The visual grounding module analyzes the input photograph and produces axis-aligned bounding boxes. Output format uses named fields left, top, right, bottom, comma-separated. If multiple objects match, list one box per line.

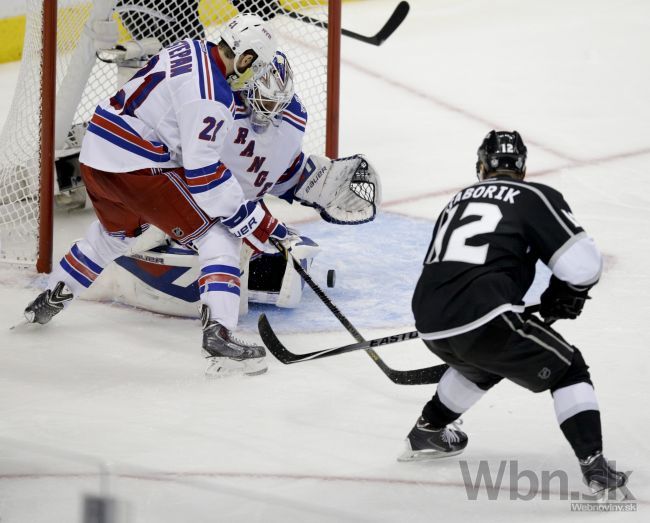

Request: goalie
left=25, top=48, right=381, bottom=379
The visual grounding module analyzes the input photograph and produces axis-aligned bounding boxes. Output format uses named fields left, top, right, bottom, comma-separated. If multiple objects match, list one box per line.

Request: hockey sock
left=422, top=368, right=487, bottom=429
left=198, top=263, right=241, bottom=331
left=552, top=382, right=602, bottom=460
left=549, top=348, right=602, bottom=460
left=422, top=394, right=461, bottom=430
left=194, top=229, right=242, bottom=331
left=558, top=409, right=603, bottom=461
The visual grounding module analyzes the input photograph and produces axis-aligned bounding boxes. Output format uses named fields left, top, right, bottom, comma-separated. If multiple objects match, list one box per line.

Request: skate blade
left=397, top=441, right=465, bottom=462
left=9, top=320, right=29, bottom=331
left=9, top=316, right=38, bottom=331
left=205, top=357, right=268, bottom=379
left=397, top=449, right=464, bottom=462
left=586, top=482, right=629, bottom=502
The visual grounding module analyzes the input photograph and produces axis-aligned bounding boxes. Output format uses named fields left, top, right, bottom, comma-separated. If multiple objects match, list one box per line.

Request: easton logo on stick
left=370, top=332, right=419, bottom=347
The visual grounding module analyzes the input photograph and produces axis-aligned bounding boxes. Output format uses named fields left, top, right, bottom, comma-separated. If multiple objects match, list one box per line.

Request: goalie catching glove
left=223, top=200, right=289, bottom=253
left=294, top=154, right=381, bottom=225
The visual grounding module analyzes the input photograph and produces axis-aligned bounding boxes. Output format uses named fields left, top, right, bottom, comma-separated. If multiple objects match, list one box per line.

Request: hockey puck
left=327, top=269, right=336, bottom=288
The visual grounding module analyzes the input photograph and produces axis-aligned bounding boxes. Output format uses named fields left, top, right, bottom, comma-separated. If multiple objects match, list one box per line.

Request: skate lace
left=224, top=330, right=259, bottom=349
left=441, top=420, right=463, bottom=444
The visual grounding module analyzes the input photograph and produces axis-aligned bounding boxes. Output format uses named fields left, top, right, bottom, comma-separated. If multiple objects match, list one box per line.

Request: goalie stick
left=281, top=1, right=410, bottom=47
left=262, top=239, right=449, bottom=385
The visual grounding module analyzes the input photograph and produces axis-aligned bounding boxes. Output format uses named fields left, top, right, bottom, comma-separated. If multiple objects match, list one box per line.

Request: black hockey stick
left=281, top=1, right=410, bottom=46
left=261, top=239, right=449, bottom=385
left=259, top=317, right=419, bottom=363
left=258, top=314, right=448, bottom=384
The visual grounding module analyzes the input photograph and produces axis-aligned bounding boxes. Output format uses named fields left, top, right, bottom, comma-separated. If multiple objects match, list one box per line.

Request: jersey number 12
left=425, top=202, right=503, bottom=265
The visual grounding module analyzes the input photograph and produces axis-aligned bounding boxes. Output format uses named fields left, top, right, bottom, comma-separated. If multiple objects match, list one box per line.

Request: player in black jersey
left=402, top=130, right=627, bottom=498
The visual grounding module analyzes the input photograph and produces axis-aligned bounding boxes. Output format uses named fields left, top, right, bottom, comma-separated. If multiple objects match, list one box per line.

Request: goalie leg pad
left=99, top=242, right=201, bottom=318
left=98, top=230, right=318, bottom=316
left=95, top=228, right=240, bottom=320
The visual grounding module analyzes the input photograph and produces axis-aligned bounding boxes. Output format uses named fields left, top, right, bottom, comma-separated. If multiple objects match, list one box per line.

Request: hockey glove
left=223, top=200, right=288, bottom=253
left=294, top=154, right=382, bottom=225
left=540, top=276, right=591, bottom=323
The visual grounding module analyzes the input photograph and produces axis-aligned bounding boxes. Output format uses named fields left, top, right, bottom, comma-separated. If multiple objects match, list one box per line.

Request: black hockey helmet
left=476, top=130, right=527, bottom=179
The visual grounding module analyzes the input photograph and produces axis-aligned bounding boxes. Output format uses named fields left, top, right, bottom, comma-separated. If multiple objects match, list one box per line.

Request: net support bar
left=37, top=0, right=58, bottom=273
left=326, top=0, right=341, bottom=158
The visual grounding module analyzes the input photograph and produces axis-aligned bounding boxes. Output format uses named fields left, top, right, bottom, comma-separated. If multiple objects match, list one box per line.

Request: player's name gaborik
left=369, top=331, right=419, bottom=347
left=446, top=183, right=521, bottom=210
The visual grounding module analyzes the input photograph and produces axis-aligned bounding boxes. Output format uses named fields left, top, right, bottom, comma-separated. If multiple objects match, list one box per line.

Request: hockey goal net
left=0, top=0, right=340, bottom=272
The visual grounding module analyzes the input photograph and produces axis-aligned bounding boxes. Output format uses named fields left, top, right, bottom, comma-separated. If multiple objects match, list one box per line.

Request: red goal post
left=0, top=0, right=341, bottom=273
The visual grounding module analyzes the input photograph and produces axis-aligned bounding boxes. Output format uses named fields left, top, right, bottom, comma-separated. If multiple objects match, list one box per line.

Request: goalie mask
left=220, top=14, right=277, bottom=90
left=476, top=130, right=527, bottom=180
left=244, top=51, right=295, bottom=133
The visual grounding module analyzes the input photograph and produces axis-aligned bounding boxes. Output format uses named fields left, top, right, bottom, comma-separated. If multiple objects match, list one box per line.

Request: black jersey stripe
left=481, top=179, right=575, bottom=237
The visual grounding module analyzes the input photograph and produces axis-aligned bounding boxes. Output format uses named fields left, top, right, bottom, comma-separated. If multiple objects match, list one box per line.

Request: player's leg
left=522, top=316, right=628, bottom=497
left=24, top=166, right=143, bottom=324
left=470, top=312, right=627, bottom=496
left=24, top=221, right=141, bottom=323
left=128, top=168, right=267, bottom=377
left=548, top=348, right=627, bottom=497
left=192, top=226, right=267, bottom=378
left=398, top=336, right=503, bottom=462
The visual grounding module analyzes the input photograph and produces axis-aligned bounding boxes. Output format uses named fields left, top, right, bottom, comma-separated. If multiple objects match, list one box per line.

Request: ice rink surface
left=1, top=0, right=649, bottom=521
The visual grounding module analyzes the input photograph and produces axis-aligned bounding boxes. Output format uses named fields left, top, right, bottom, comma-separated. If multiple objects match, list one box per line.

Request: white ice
left=1, top=0, right=649, bottom=521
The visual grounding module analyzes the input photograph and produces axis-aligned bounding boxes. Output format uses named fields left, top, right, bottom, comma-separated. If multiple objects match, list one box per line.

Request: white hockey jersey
left=79, top=39, right=245, bottom=219
left=223, top=92, right=308, bottom=202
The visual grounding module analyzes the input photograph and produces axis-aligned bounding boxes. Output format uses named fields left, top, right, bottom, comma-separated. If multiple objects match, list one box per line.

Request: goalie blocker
left=86, top=233, right=320, bottom=318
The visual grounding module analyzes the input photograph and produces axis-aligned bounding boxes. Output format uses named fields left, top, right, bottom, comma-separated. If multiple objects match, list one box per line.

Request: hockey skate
left=580, top=452, right=628, bottom=499
left=398, top=416, right=468, bottom=462
left=24, top=282, right=73, bottom=325
left=201, top=305, right=267, bottom=378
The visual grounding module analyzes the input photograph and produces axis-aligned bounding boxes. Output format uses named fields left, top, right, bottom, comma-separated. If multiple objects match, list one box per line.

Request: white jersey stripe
left=500, top=313, right=572, bottom=365
left=418, top=302, right=527, bottom=340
